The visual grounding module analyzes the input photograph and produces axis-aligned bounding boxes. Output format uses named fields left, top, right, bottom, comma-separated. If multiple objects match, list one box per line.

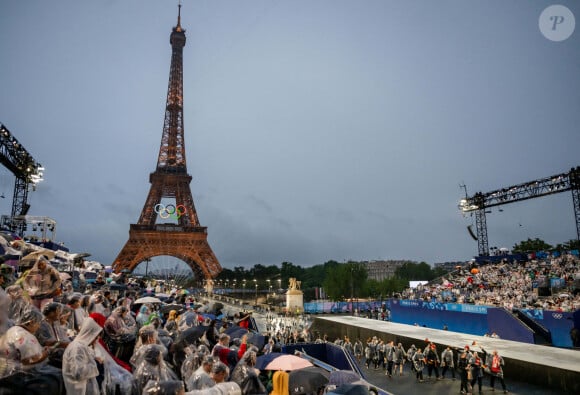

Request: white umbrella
left=134, top=296, right=162, bottom=304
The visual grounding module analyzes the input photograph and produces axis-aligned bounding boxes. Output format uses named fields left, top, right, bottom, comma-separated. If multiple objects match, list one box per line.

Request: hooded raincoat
left=62, top=317, right=102, bottom=395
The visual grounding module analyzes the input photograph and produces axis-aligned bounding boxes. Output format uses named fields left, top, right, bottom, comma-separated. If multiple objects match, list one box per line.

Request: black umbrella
left=175, top=325, right=207, bottom=346
left=161, top=304, right=186, bottom=315
left=225, top=325, right=248, bottom=339
left=288, top=366, right=330, bottom=395
left=327, top=384, right=369, bottom=395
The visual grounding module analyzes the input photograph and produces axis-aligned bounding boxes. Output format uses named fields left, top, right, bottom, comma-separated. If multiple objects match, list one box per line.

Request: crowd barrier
left=304, top=299, right=576, bottom=348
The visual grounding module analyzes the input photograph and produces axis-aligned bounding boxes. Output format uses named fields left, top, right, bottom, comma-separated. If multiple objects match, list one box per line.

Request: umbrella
left=134, top=296, right=162, bottom=304
left=327, top=384, right=369, bottom=395
left=225, top=326, right=266, bottom=349
left=175, top=326, right=207, bottom=346
left=265, top=354, right=313, bottom=371
left=21, top=249, right=56, bottom=263
left=225, top=326, right=248, bottom=339
left=288, top=366, right=330, bottom=394
left=161, top=304, right=186, bottom=315
left=256, top=352, right=287, bottom=370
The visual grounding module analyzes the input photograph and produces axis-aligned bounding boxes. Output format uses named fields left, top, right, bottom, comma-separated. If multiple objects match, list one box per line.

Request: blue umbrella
left=225, top=326, right=266, bottom=349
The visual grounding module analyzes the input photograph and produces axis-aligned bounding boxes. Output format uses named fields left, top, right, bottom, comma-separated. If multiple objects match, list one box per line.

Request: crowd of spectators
left=0, top=255, right=293, bottom=395
left=401, top=253, right=580, bottom=312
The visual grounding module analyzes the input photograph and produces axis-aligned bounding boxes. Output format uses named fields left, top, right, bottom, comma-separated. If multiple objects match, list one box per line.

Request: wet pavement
left=361, top=362, right=565, bottom=395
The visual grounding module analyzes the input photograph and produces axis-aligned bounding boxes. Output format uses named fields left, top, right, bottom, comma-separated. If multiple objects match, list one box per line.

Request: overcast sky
left=0, top=1, right=578, bottom=273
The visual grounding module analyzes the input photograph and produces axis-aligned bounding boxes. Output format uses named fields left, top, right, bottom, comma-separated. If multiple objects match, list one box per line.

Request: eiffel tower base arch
left=112, top=224, right=221, bottom=279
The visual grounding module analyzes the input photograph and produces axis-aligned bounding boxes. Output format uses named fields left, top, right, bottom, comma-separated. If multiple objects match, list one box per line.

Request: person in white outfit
left=61, top=317, right=103, bottom=395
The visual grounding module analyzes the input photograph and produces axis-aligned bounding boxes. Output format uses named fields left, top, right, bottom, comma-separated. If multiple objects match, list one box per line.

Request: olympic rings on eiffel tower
left=154, top=203, right=187, bottom=219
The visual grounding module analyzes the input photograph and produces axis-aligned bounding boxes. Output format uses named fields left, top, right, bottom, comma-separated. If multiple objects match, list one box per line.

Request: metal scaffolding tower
left=459, top=167, right=580, bottom=256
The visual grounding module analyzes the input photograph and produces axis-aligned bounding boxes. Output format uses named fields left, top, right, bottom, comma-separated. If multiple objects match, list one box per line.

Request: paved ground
left=361, top=363, right=565, bottom=395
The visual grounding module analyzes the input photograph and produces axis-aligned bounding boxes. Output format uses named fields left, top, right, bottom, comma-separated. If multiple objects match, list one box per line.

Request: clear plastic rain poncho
left=181, top=344, right=210, bottom=384
left=0, top=286, right=11, bottom=334
left=185, top=381, right=242, bottom=395
left=0, top=308, right=45, bottom=376
left=131, top=325, right=168, bottom=368
left=143, top=379, right=185, bottom=395
left=229, top=350, right=266, bottom=395
left=133, top=344, right=179, bottom=393
left=61, top=317, right=103, bottom=395
left=5, top=284, right=28, bottom=325
left=185, top=356, right=216, bottom=391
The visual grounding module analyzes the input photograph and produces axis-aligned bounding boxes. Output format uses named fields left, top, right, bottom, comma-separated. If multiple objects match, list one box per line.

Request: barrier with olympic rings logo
left=155, top=203, right=187, bottom=219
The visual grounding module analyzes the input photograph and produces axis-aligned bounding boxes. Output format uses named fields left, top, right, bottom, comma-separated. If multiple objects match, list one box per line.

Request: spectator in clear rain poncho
left=61, top=317, right=103, bottom=395
left=22, top=256, right=61, bottom=310
left=229, top=349, right=266, bottom=395
left=104, top=306, right=137, bottom=364
left=178, top=307, right=198, bottom=332
left=5, top=285, right=28, bottom=325
left=185, top=355, right=216, bottom=391
left=181, top=344, right=210, bottom=384
left=164, top=309, right=179, bottom=339
left=36, top=302, right=71, bottom=351
left=0, top=285, right=11, bottom=335
left=142, top=379, right=186, bottom=395
left=0, top=307, right=64, bottom=393
left=66, top=292, right=87, bottom=334
left=137, top=305, right=152, bottom=327
left=133, top=344, right=179, bottom=393
left=131, top=324, right=168, bottom=369
left=0, top=308, right=48, bottom=375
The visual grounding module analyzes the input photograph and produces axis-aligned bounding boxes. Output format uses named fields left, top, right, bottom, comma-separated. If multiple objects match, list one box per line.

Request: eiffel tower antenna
left=112, top=5, right=221, bottom=280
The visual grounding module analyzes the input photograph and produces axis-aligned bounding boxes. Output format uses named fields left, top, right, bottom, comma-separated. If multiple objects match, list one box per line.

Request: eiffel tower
left=112, top=5, right=221, bottom=280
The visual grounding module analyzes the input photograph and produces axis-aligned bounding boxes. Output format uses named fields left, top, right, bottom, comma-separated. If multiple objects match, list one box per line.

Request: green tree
left=563, top=239, right=580, bottom=251
left=395, top=261, right=434, bottom=281
left=512, top=238, right=553, bottom=253
left=322, top=261, right=367, bottom=301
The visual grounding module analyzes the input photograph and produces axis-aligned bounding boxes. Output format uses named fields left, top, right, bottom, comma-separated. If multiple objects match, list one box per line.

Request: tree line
left=216, top=260, right=447, bottom=302
left=213, top=237, right=579, bottom=302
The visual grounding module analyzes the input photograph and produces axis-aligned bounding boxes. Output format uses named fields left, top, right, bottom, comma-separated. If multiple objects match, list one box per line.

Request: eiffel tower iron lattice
left=112, top=6, right=221, bottom=280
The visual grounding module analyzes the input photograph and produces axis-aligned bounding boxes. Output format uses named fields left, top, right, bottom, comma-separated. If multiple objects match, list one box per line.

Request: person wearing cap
left=22, top=256, right=61, bottom=310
